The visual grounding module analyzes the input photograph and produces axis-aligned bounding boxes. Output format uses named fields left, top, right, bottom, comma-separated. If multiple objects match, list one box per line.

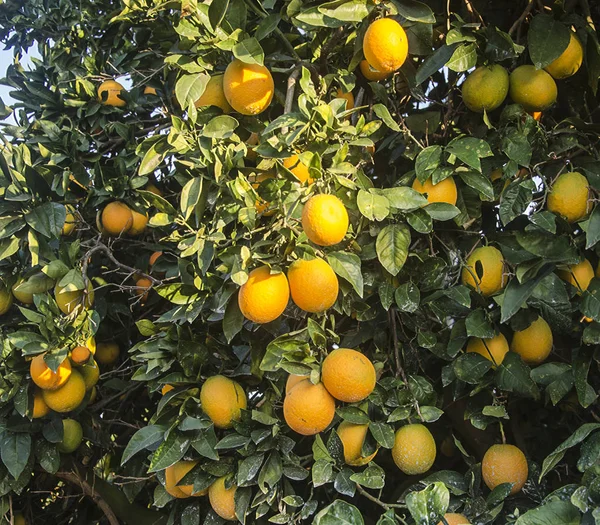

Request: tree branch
left=282, top=68, right=301, bottom=134
left=509, top=0, right=534, bottom=37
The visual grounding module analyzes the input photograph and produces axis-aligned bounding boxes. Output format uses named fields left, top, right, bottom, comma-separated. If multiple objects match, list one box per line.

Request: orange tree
left=1, top=0, right=600, bottom=524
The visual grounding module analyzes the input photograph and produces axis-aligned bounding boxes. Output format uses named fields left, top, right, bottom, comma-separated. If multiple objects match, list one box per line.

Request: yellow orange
left=223, top=59, right=274, bottom=115
left=32, top=389, right=50, bottom=418
left=301, top=194, right=349, bottom=246
left=149, top=251, right=162, bottom=267
left=547, top=172, right=591, bottom=223
left=285, top=374, right=308, bottom=394
left=461, top=65, right=509, bottom=113
left=42, top=369, right=86, bottom=413
left=195, top=74, right=232, bottom=113
left=363, top=18, right=408, bottom=74
left=359, top=60, right=390, bottom=81
left=283, top=379, right=335, bottom=435
left=461, top=246, right=506, bottom=296
left=558, top=259, right=594, bottom=293
left=466, top=333, right=509, bottom=367
left=79, top=360, right=100, bottom=390
left=101, top=201, right=133, bottom=236
left=288, top=258, right=338, bottom=313
left=283, top=155, right=312, bottom=184
left=209, top=477, right=237, bottom=521
left=438, top=514, right=470, bottom=525
left=145, top=183, right=162, bottom=196
left=129, top=209, right=148, bottom=235
left=238, top=266, right=290, bottom=324
left=511, top=317, right=553, bottom=365
left=70, top=345, right=91, bottom=365
left=392, top=424, right=436, bottom=475
left=62, top=205, right=77, bottom=235
left=161, top=384, right=175, bottom=395
left=98, top=80, right=127, bottom=107
left=412, top=176, right=457, bottom=205
left=337, top=422, right=378, bottom=466
left=321, top=348, right=376, bottom=403
left=55, top=280, right=94, bottom=315
left=143, top=86, right=157, bottom=96
left=12, top=279, right=34, bottom=305
left=134, top=276, right=152, bottom=302
left=545, top=33, right=583, bottom=79
left=200, top=375, right=247, bottom=429
left=509, top=65, right=557, bottom=112
left=250, top=172, right=276, bottom=215
left=95, top=342, right=120, bottom=366
left=335, top=88, right=354, bottom=110
left=0, top=285, right=12, bottom=315
left=30, top=354, right=72, bottom=390
left=165, top=461, right=206, bottom=498
left=482, top=444, right=528, bottom=495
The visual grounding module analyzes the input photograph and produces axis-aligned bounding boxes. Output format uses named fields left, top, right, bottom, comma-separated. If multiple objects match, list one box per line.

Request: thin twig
left=282, top=68, right=301, bottom=134
left=509, top=0, right=534, bottom=37
left=463, top=0, right=485, bottom=25
left=580, top=0, right=597, bottom=31
left=56, top=471, right=119, bottom=525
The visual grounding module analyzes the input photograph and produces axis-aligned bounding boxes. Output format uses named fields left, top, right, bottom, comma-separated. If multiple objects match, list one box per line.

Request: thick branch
left=509, top=0, right=534, bottom=37
left=282, top=68, right=301, bottom=134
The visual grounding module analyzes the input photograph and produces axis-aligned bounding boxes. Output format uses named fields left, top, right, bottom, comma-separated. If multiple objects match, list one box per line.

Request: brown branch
left=509, top=0, right=534, bottom=37
left=463, top=0, right=485, bottom=25
left=282, top=68, right=301, bottom=134
left=56, top=471, right=119, bottom=525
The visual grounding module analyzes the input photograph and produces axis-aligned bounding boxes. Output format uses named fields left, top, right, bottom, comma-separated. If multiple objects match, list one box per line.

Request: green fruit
left=57, top=419, right=83, bottom=453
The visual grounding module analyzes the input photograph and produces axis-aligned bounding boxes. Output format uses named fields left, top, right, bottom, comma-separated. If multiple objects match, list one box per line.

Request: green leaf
left=582, top=279, right=600, bottom=321
left=357, top=190, right=390, bottom=221
left=528, top=14, right=571, bottom=69
left=122, top=425, right=165, bottom=465
left=369, top=422, right=395, bottom=449
left=313, top=500, right=364, bottom=525
left=585, top=206, right=600, bottom=249
left=334, top=468, right=356, bottom=497
left=175, top=72, right=210, bottom=109
left=327, top=252, right=363, bottom=297
left=24, top=202, right=66, bottom=238
left=202, top=115, right=239, bottom=138
left=454, top=353, right=493, bottom=384
left=255, top=13, right=281, bottom=41
left=373, top=104, right=401, bottom=132
left=35, top=440, right=60, bottom=474
left=350, top=464, right=385, bottom=489
left=148, top=431, right=190, bottom=472
left=139, top=139, right=169, bottom=176
left=1, top=432, right=31, bottom=479
left=446, top=137, right=493, bottom=171
left=515, top=500, right=581, bottom=525
left=406, top=482, right=449, bottom=525
left=232, top=37, right=264, bottom=66
left=381, top=187, right=428, bottom=211
left=459, top=171, right=494, bottom=201
left=208, top=0, right=230, bottom=29
left=500, top=265, right=554, bottom=323
left=424, top=203, right=460, bottom=221
left=395, top=281, right=420, bottom=313
left=318, top=0, right=370, bottom=22
left=391, top=0, right=436, bottom=23
left=495, top=352, right=540, bottom=400
left=465, top=310, right=494, bottom=338
left=180, top=177, right=203, bottom=221
left=312, top=458, right=334, bottom=487
left=420, top=406, right=444, bottom=423
left=0, top=236, right=20, bottom=261
left=502, top=130, right=532, bottom=166
left=376, top=224, right=410, bottom=277
left=223, top=296, right=244, bottom=343
left=415, top=44, right=458, bottom=85
left=446, top=43, right=477, bottom=72
left=415, top=146, right=443, bottom=183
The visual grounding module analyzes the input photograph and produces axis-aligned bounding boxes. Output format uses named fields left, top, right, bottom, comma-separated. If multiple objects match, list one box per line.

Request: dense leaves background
left=1, top=0, right=600, bottom=524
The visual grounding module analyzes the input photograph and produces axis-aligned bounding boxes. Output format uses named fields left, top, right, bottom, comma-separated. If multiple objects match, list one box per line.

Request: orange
left=11, top=279, right=34, bottom=305
left=30, top=354, right=72, bottom=390
left=321, top=348, right=376, bottom=402
left=283, top=379, right=335, bottom=435
left=161, top=384, right=175, bottom=395
left=335, top=88, right=354, bottom=110
left=95, top=342, right=120, bottom=366
left=509, top=65, right=557, bottom=112
left=134, top=276, right=152, bottom=302
left=97, top=80, right=126, bottom=107
left=363, top=18, right=408, bottom=74
left=412, top=176, right=457, bottom=205
left=438, top=514, right=470, bottom=525
left=79, top=360, right=100, bottom=390
left=238, top=266, right=290, bottom=324
left=466, top=333, right=509, bottom=367
left=55, top=280, right=94, bottom=315
left=547, top=172, right=591, bottom=223
left=145, top=183, right=162, bottom=196
left=101, top=201, right=133, bottom=236
left=42, top=369, right=86, bottom=412
left=57, top=419, right=83, bottom=453
left=558, top=259, right=594, bottom=293
left=545, top=33, right=583, bottom=79
left=32, top=389, right=50, bottom=418
left=283, top=154, right=313, bottom=185
left=511, top=317, right=553, bottom=365
left=359, top=60, right=390, bottom=81
left=143, top=86, right=157, bottom=96
left=200, top=375, right=247, bottom=429
left=209, top=477, right=237, bottom=521
left=287, top=258, right=339, bottom=313
left=250, top=172, right=276, bottom=215
left=129, top=209, right=148, bottom=235
left=195, top=74, right=232, bottom=113
left=461, top=246, right=506, bottom=296
left=337, top=422, right=378, bottom=466
left=165, top=461, right=206, bottom=498
left=285, top=374, right=309, bottom=394
left=301, top=194, right=349, bottom=246
left=62, top=204, right=77, bottom=235
left=0, top=285, right=13, bottom=315
left=481, top=444, right=528, bottom=495
left=223, top=59, right=274, bottom=115
left=392, top=424, right=436, bottom=475
left=461, top=65, right=509, bottom=113
left=70, top=345, right=91, bottom=365
left=149, top=251, right=162, bottom=267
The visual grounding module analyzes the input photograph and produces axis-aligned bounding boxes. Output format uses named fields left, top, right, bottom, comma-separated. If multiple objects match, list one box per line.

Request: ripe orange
left=359, top=60, right=390, bottom=81
left=62, top=204, right=77, bottom=235
left=509, top=65, right=557, bottom=112
left=335, top=88, right=354, bottom=110
left=337, top=422, right=378, bottom=466
left=0, top=285, right=13, bottom=315
left=250, top=171, right=276, bottom=215
left=301, top=194, right=349, bottom=246
left=143, top=86, right=157, bottom=96
left=547, top=172, right=591, bottom=223
left=32, top=389, right=50, bottom=418
left=30, top=354, right=72, bottom=390
left=145, top=183, right=162, bottom=196
left=200, top=375, right=247, bottom=429
left=461, top=246, right=506, bottom=296
left=558, top=259, right=594, bottom=293
left=238, top=266, right=290, bottom=324
left=285, top=374, right=308, bottom=394
left=511, top=317, right=553, bottom=365
left=466, top=333, right=509, bottom=367
left=208, top=477, right=237, bottom=521
left=134, top=276, right=152, bottom=302
left=149, top=251, right=162, bottom=267
left=223, top=59, right=274, bottom=115
left=70, top=345, right=91, bottom=365
left=438, top=514, right=470, bottom=525
left=412, top=176, right=457, bottom=205
left=545, top=33, right=583, bottom=79
left=287, top=258, right=339, bottom=313
left=95, top=342, right=120, bottom=366
left=129, top=209, right=148, bottom=235
left=321, top=348, right=376, bottom=403
left=97, top=80, right=127, bottom=107
left=165, top=461, right=206, bottom=498
left=55, top=280, right=94, bottom=315
left=363, top=18, right=408, bottom=74
left=283, top=155, right=313, bottom=185
left=195, top=74, right=232, bottom=113
left=283, top=379, right=335, bottom=435
left=481, top=444, right=528, bottom=495
left=101, top=201, right=133, bottom=236
left=392, top=424, right=436, bottom=475
left=461, top=65, right=509, bottom=113
left=42, top=369, right=86, bottom=412
left=161, top=384, right=175, bottom=395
